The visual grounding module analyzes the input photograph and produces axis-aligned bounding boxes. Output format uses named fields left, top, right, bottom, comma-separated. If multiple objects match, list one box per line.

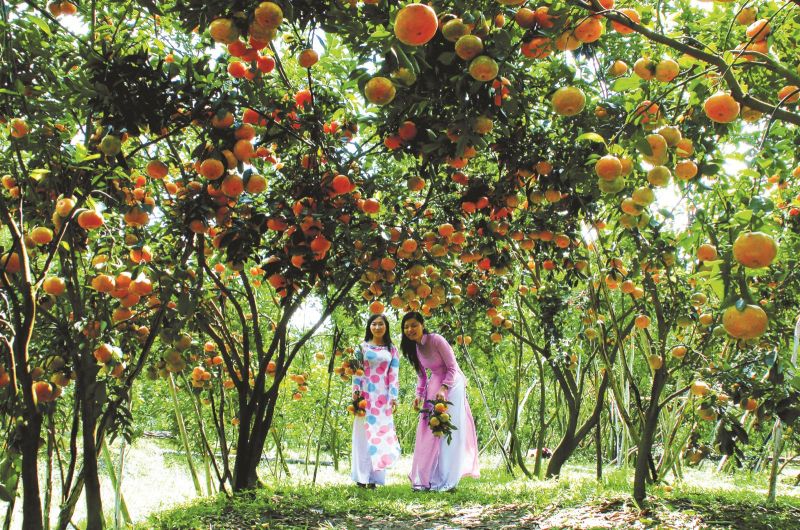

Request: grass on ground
left=142, top=464, right=800, bottom=529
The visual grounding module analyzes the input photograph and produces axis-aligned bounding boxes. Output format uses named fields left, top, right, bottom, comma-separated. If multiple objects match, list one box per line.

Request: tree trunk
left=633, top=370, right=667, bottom=507
left=20, top=414, right=43, bottom=530
left=533, top=354, right=546, bottom=478
left=81, top=364, right=104, bottom=530
left=545, top=402, right=578, bottom=477
left=595, top=423, right=603, bottom=480
left=767, top=420, right=784, bottom=504
left=546, top=373, right=610, bottom=477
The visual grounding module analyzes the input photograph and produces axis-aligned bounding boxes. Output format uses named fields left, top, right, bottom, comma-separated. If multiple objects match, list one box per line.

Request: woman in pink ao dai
left=351, top=313, right=401, bottom=487
left=401, top=312, right=479, bottom=492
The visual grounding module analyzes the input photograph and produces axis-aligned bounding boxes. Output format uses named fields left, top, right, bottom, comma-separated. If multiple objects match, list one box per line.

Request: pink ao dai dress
left=351, top=342, right=401, bottom=485
left=409, top=333, right=479, bottom=491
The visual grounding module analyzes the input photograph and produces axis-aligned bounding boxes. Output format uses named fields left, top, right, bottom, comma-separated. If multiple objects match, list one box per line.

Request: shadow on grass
left=143, top=467, right=800, bottom=529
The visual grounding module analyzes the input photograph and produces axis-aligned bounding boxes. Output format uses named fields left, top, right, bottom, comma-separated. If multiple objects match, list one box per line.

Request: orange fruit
left=671, top=345, right=687, bottom=358
left=736, top=7, right=756, bottom=26
left=401, top=239, right=418, bottom=253
left=369, top=300, right=385, bottom=314
left=642, top=134, right=668, bottom=165
left=690, top=380, right=710, bottom=396
left=647, top=166, right=671, bottom=187
left=30, top=227, right=54, bottom=245
left=220, top=174, right=244, bottom=197
left=9, top=118, right=29, bottom=138
left=398, top=120, right=418, bottom=141
left=93, top=344, right=114, bottom=364
left=362, top=198, right=380, bottom=214
left=146, top=160, right=169, bottom=179
left=612, top=8, right=640, bottom=34
left=364, top=77, right=396, bottom=105
left=635, top=314, right=651, bottom=328
left=468, top=55, right=499, bottom=82
left=254, top=1, right=283, bottom=28
left=233, top=139, right=254, bottom=162
left=441, top=18, right=470, bottom=42
left=298, top=49, right=319, bottom=68
left=331, top=174, right=352, bottom=195
left=703, top=92, right=740, bottom=123
left=732, top=232, right=777, bottom=268
left=211, top=111, right=234, bottom=129
left=594, top=155, right=622, bottom=181
left=778, top=85, right=799, bottom=104
left=722, top=304, right=768, bottom=339
left=245, top=174, right=267, bottom=194
left=655, top=58, right=679, bottom=82
left=77, top=210, right=104, bottom=230
left=554, top=31, right=581, bottom=52
left=573, top=17, right=603, bottom=43
left=535, top=7, right=555, bottom=28
left=209, top=18, right=240, bottom=44
left=551, top=86, right=586, bottom=116
left=696, top=243, right=718, bottom=262
left=520, top=37, right=551, bottom=59
left=675, top=160, right=698, bottom=181
left=608, top=60, right=628, bottom=76
left=33, top=381, right=56, bottom=403
left=199, top=159, right=225, bottom=180
left=514, top=8, right=536, bottom=28
left=745, top=19, right=770, bottom=41
left=633, top=57, right=654, bottom=80
left=91, top=274, right=115, bottom=293
left=42, top=276, right=66, bottom=296
left=394, top=4, right=438, bottom=46
left=675, top=138, right=693, bottom=158
left=455, top=35, right=484, bottom=61
left=227, top=61, right=247, bottom=78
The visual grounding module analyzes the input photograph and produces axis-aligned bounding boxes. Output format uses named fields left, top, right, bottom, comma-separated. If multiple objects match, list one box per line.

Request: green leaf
left=29, top=16, right=52, bottom=37
left=709, top=268, right=724, bottom=301
left=437, top=52, right=455, bottom=66
left=635, top=136, right=653, bottom=156
left=733, top=209, right=753, bottom=223
left=29, top=168, right=50, bottom=182
left=749, top=196, right=774, bottom=214
left=493, top=29, right=512, bottom=53
left=0, top=483, right=12, bottom=503
left=576, top=132, right=606, bottom=145
left=612, top=76, right=641, bottom=92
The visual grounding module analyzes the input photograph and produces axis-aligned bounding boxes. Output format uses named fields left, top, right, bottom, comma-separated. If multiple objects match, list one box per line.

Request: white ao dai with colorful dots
left=351, top=342, right=401, bottom=481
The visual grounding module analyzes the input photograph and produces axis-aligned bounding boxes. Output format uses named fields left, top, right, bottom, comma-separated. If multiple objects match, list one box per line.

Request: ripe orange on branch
left=394, top=4, right=438, bottom=46
left=703, top=92, right=740, bottom=123
left=732, top=232, right=777, bottom=268
left=551, top=86, right=586, bottom=116
left=364, top=77, right=396, bottom=105
left=722, top=303, right=768, bottom=340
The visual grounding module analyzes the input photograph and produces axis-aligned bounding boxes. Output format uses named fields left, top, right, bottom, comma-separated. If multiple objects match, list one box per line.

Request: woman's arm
left=434, top=334, right=458, bottom=393
left=352, top=344, right=365, bottom=396
left=388, top=346, right=400, bottom=402
left=415, top=363, right=427, bottom=399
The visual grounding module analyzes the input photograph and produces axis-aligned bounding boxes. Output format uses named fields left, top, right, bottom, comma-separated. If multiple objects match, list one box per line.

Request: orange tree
left=2, top=0, right=800, bottom=525
left=0, top=2, right=216, bottom=528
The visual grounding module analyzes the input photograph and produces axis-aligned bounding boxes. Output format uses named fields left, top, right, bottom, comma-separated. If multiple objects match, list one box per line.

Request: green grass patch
left=142, top=465, right=800, bottom=529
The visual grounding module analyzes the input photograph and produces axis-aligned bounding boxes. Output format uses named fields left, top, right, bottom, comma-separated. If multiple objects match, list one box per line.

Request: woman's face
left=370, top=317, right=387, bottom=341
left=403, top=318, right=424, bottom=342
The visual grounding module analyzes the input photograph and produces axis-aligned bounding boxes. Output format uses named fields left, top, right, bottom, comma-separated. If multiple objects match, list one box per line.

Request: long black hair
left=400, top=312, right=427, bottom=375
left=364, top=313, right=393, bottom=348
